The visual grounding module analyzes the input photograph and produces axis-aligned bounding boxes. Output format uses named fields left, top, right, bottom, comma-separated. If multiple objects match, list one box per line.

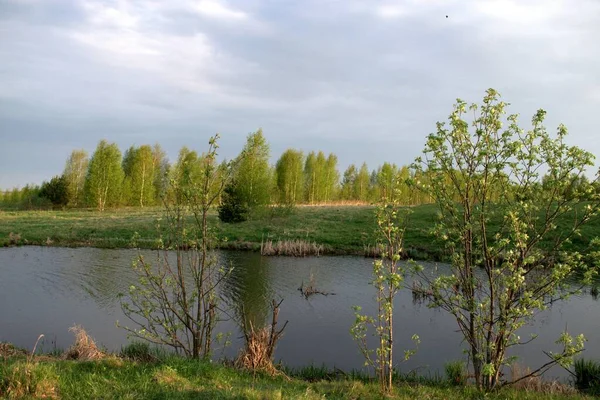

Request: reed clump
left=260, top=239, right=323, bottom=257
left=63, top=325, right=106, bottom=361
left=235, top=300, right=288, bottom=376
left=509, top=364, right=576, bottom=395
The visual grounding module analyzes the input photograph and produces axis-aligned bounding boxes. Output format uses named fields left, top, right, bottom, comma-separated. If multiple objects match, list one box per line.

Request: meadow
left=1, top=203, right=598, bottom=261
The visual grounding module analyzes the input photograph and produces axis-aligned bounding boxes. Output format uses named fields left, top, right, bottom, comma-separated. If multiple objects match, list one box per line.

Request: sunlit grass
left=0, top=354, right=594, bottom=400
left=1, top=203, right=598, bottom=261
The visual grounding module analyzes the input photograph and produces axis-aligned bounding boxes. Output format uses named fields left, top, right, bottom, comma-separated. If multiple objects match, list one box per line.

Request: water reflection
left=221, top=252, right=272, bottom=330
left=0, top=246, right=598, bottom=380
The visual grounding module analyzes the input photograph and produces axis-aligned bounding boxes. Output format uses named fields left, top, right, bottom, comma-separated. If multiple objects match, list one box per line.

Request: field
left=0, top=203, right=598, bottom=259
left=0, top=205, right=434, bottom=256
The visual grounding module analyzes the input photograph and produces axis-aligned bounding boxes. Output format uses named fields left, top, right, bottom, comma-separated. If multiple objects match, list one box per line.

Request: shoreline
left=0, top=342, right=592, bottom=399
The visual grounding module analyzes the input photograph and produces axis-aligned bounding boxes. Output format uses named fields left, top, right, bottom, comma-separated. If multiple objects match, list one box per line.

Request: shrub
left=39, top=175, right=69, bottom=207
left=218, top=183, right=248, bottom=223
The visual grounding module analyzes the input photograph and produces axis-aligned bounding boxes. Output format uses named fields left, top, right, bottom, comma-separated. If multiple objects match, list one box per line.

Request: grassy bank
left=0, top=343, right=593, bottom=400
left=0, top=205, right=432, bottom=256
left=0, top=204, right=598, bottom=259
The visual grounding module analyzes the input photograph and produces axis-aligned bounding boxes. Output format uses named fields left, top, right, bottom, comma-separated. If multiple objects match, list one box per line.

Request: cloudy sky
left=1, top=0, right=599, bottom=188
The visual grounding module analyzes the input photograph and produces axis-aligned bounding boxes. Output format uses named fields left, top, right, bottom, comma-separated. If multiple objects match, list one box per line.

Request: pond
left=1, top=246, right=598, bottom=381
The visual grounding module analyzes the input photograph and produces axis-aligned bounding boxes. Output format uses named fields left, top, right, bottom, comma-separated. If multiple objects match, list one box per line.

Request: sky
left=1, top=0, right=599, bottom=189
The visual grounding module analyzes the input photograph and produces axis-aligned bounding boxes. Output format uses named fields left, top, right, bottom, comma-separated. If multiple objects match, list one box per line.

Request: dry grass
left=297, top=200, right=370, bottom=207
left=8, top=232, right=22, bottom=245
left=235, top=300, right=288, bottom=377
left=63, top=325, right=106, bottom=361
left=364, top=244, right=384, bottom=258
left=235, top=325, right=280, bottom=374
left=260, top=239, right=324, bottom=256
left=0, top=343, right=27, bottom=360
left=509, top=364, right=577, bottom=395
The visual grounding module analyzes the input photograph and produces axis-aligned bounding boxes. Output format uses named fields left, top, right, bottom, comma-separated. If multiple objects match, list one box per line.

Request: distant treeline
left=0, top=129, right=594, bottom=211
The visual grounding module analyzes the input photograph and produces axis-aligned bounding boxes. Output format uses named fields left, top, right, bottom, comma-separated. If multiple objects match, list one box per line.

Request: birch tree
left=275, top=149, right=304, bottom=206
left=122, top=145, right=156, bottom=207
left=84, top=140, right=124, bottom=211
left=63, top=149, right=89, bottom=207
left=233, top=129, right=271, bottom=210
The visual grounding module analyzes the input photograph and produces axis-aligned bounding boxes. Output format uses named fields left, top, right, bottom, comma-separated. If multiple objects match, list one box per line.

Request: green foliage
left=445, top=360, right=467, bottom=386
left=232, top=128, right=272, bottom=211
left=122, top=145, right=156, bottom=207
left=218, top=181, right=249, bottom=223
left=62, top=149, right=88, bottom=207
left=151, top=143, right=169, bottom=204
left=340, top=164, right=358, bottom=200
left=167, top=146, right=202, bottom=204
left=351, top=187, right=419, bottom=393
left=84, top=140, right=124, bottom=211
left=356, top=163, right=371, bottom=202
left=0, top=184, right=53, bottom=210
left=375, top=162, right=398, bottom=202
left=573, top=358, right=600, bottom=395
left=304, top=151, right=340, bottom=203
left=39, top=175, right=69, bottom=207
left=412, top=88, right=600, bottom=390
left=119, top=135, right=232, bottom=359
left=275, top=148, right=304, bottom=206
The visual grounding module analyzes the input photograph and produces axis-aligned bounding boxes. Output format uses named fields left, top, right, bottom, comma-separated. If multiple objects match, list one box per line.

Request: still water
left=1, top=246, right=599, bottom=380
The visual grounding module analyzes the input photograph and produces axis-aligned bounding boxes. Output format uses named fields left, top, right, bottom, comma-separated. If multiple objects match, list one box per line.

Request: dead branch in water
left=298, top=273, right=335, bottom=299
left=411, top=281, right=433, bottom=304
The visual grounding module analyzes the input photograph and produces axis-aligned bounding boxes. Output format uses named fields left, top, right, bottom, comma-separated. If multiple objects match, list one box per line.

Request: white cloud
left=67, top=1, right=251, bottom=96
left=191, top=0, right=247, bottom=20
left=474, top=0, right=563, bottom=26
left=375, top=4, right=407, bottom=19
left=82, top=1, right=139, bottom=29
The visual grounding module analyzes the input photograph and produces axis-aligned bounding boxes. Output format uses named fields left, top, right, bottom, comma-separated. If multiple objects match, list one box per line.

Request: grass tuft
left=444, top=360, right=467, bottom=386
left=120, top=341, right=161, bottom=363
left=573, top=358, right=600, bottom=395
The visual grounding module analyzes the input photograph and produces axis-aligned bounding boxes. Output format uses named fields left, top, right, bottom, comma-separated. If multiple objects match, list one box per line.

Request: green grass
left=0, top=205, right=387, bottom=255
left=0, top=203, right=598, bottom=260
left=0, top=353, right=593, bottom=400
left=573, top=358, right=600, bottom=395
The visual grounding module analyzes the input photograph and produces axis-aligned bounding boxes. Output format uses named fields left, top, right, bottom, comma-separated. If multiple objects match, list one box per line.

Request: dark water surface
left=1, top=246, right=599, bottom=380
